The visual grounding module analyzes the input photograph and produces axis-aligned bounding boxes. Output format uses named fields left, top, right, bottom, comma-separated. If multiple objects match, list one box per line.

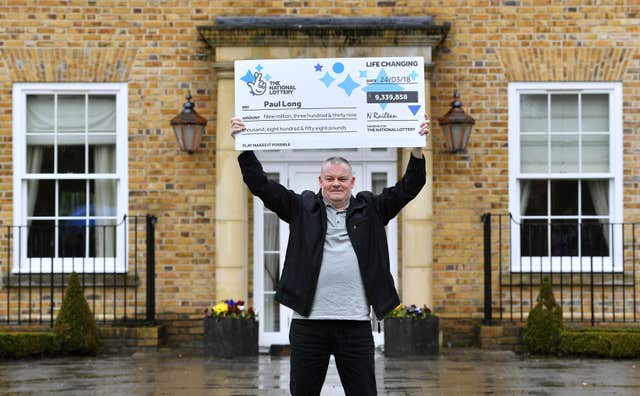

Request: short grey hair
left=321, top=156, right=352, bottom=175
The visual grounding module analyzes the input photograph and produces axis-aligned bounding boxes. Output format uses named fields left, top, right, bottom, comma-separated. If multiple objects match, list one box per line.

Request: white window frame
left=508, top=82, right=623, bottom=272
left=12, top=83, right=128, bottom=273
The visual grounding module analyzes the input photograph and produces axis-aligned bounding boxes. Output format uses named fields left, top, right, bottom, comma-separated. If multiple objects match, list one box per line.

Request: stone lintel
left=198, top=17, right=450, bottom=49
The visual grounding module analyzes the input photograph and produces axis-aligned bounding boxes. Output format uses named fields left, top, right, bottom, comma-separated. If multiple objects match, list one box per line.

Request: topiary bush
left=53, top=272, right=99, bottom=355
left=523, top=277, right=563, bottom=355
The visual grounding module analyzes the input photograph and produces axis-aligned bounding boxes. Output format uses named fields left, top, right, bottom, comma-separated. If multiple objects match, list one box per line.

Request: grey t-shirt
left=292, top=201, right=370, bottom=320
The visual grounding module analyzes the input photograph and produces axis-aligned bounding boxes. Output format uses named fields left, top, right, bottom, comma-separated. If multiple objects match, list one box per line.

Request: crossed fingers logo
left=247, top=72, right=267, bottom=96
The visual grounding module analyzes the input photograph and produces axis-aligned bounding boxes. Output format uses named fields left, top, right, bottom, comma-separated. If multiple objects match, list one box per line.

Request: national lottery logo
left=240, top=63, right=298, bottom=96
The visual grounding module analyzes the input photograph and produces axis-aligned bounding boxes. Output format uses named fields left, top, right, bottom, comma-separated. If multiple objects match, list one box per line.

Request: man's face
left=319, top=162, right=355, bottom=209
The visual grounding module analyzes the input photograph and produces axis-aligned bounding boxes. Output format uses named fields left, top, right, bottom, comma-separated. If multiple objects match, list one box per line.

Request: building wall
left=0, top=1, right=638, bottom=344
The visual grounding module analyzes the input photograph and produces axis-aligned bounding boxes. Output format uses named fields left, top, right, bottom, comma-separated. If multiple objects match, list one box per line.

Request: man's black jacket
left=238, top=151, right=426, bottom=320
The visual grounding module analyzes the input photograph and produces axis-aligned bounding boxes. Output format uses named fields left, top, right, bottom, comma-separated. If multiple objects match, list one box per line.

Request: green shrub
left=560, top=329, right=640, bottom=358
left=53, top=272, right=99, bottom=355
left=523, top=277, right=563, bottom=355
left=0, top=332, right=60, bottom=359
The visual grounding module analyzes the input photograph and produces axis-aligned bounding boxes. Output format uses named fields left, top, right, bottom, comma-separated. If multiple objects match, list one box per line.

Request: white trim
left=253, top=164, right=291, bottom=347
left=517, top=256, right=614, bottom=273
left=508, top=82, right=623, bottom=273
left=17, top=258, right=122, bottom=274
left=12, top=83, right=128, bottom=274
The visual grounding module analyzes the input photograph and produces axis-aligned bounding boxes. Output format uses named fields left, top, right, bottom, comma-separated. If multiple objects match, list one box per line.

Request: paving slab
left=1, top=348, right=640, bottom=395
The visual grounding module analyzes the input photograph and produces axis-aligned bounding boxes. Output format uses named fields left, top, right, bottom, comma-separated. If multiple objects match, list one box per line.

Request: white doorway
left=253, top=149, right=398, bottom=347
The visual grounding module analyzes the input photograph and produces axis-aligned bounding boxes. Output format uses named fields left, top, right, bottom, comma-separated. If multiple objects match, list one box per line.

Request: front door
left=254, top=153, right=397, bottom=347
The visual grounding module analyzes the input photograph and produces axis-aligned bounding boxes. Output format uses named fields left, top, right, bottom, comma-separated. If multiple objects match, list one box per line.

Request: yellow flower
left=213, top=301, right=228, bottom=316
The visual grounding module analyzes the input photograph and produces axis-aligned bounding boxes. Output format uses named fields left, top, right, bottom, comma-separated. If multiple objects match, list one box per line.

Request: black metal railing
left=483, top=213, right=639, bottom=326
left=1, top=215, right=156, bottom=327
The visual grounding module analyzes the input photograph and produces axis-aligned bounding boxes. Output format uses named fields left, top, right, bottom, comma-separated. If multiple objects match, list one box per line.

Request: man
left=230, top=116, right=430, bottom=396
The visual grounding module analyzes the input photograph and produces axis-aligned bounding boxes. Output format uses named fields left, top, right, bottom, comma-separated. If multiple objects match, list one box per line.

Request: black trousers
left=289, top=319, right=376, bottom=396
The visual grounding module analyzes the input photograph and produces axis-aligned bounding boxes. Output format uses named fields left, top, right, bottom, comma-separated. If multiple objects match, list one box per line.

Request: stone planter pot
left=204, top=317, right=258, bottom=358
left=384, top=316, right=440, bottom=357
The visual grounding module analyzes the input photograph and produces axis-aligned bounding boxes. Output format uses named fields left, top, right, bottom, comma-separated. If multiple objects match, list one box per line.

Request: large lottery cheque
left=234, top=57, right=425, bottom=150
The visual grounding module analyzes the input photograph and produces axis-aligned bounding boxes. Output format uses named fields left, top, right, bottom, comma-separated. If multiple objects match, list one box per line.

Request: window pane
left=59, top=219, right=86, bottom=258
left=27, top=220, right=55, bottom=258
left=59, top=180, right=86, bottom=217
left=26, top=142, right=54, bottom=174
left=264, top=254, right=279, bottom=292
left=520, top=94, right=547, bottom=132
left=28, top=180, right=54, bottom=217
left=263, top=211, right=279, bottom=251
left=88, top=95, right=116, bottom=133
left=550, top=134, right=578, bottom=173
left=89, top=180, right=117, bottom=216
left=581, top=220, right=610, bottom=256
left=57, top=95, right=85, bottom=133
left=551, top=220, right=578, bottom=256
left=26, top=95, right=54, bottom=133
left=551, top=94, right=578, bottom=132
left=582, top=134, right=609, bottom=173
left=88, top=138, right=116, bottom=173
left=263, top=294, right=280, bottom=332
left=520, top=134, right=547, bottom=173
left=520, top=180, right=547, bottom=216
left=582, top=94, right=609, bottom=132
left=89, top=219, right=116, bottom=258
left=551, top=180, right=578, bottom=215
left=582, top=180, right=609, bottom=216
left=58, top=135, right=85, bottom=173
left=521, top=220, right=547, bottom=257
left=372, top=172, right=387, bottom=195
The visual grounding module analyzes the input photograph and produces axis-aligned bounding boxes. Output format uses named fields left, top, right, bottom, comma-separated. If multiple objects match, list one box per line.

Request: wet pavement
left=1, top=348, right=640, bottom=395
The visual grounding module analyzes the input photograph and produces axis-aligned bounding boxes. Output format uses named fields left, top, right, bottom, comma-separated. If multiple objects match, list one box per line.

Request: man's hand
left=230, top=117, right=246, bottom=139
left=412, top=113, right=431, bottom=158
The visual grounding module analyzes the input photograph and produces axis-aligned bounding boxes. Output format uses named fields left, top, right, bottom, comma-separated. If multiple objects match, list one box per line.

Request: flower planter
left=384, top=316, right=440, bottom=357
left=204, top=316, right=258, bottom=358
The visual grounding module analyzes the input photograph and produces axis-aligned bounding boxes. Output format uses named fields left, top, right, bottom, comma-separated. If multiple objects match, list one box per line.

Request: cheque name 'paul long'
left=264, top=100, right=302, bottom=109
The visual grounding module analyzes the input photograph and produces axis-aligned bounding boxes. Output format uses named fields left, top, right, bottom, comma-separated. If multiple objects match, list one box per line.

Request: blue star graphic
left=338, top=74, right=360, bottom=96
left=264, top=74, right=271, bottom=81
left=319, top=72, right=335, bottom=87
left=359, top=70, right=367, bottom=78
left=256, top=64, right=263, bottom=72
left=240, top=70, right=255, bottom=84
left=314, top=63, right=323, bottom=72
left=409, top=70, right=418, bottom=80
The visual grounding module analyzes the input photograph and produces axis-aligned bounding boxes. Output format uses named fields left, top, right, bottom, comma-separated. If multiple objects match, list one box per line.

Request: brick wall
left=0, top=1, right=638, bottom=342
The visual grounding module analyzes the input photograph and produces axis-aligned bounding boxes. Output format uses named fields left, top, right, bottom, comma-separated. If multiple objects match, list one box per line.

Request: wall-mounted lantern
left=170, top=90, right=207, bottom=154
left=438, top=90, right=475, bottom=154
